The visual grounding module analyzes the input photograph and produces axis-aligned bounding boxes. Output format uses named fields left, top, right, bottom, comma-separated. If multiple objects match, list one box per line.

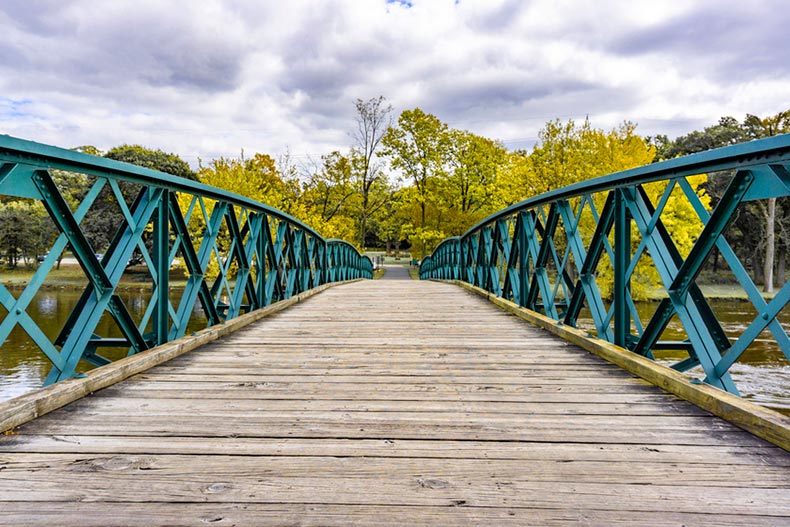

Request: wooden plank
left=1, top=503, right=783, bottom=527
left=129, top=373, right=656, bottom=387
left=2, top=453, right=789, bottom=490
left=4, top=436, right=787, bottom=466
left=141, top=366, right=641, bottom=379
left=15, top=415, right=763, bottom=446
left=0, top=457, right=788, bottom=515
left=46, top=395, right=711, bottom=416
left=90, top=381, right=689, bottom=402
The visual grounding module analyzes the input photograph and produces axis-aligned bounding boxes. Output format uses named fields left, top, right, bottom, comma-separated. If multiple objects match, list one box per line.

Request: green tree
left=0, top=200, right=50, bottom=268
left=70, top=144, right=197, bottom=256
left=105, top=144, right=197, bottom=181
left=439, top=130, right=508, bottom=235
left=381, top=108, right=450, bottom=257
left=659, top=109, right=790, bottom=290
left=741, top=110, right=790, bottom=292
left=655, top=117, right=746, bottom=161
left=299, top=151, right=359, bottom=241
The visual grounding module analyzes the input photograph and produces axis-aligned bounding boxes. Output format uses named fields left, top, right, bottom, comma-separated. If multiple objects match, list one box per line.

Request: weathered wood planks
left=1, top=279, right=789, bottom=526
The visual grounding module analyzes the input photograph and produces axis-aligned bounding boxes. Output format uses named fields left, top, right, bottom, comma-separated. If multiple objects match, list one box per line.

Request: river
left=1, top=289, right=789, bottom=414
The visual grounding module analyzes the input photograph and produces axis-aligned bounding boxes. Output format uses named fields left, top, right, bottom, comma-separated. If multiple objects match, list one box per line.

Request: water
left=1, top=290, right=789, bottom=414
left=0, top=288, right=207, bottom=401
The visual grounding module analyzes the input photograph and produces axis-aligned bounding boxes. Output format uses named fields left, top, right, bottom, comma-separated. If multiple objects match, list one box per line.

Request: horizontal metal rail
left=0, top=135, right=372, bottom=385
left=421, top=134, right=790, bottom=395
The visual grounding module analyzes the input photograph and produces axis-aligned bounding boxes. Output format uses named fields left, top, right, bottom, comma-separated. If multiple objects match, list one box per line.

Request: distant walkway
left=379, top=264, right=412, bottom=280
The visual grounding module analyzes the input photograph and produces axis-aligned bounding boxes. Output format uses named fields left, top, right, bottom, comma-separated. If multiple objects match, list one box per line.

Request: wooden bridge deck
left=1, top=279, right=789, bottom=525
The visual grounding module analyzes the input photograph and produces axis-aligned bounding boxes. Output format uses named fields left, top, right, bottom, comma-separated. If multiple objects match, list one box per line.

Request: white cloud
left=0, top=0, right=788, bottom=166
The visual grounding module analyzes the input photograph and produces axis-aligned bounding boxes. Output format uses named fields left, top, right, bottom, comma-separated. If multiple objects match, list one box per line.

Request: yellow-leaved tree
left=524, top=119, right=708, bottom=299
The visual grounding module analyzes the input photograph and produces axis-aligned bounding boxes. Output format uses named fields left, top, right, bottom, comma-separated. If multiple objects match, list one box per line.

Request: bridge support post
left=153, top=189, right=170, bottom=346
left=614, top=189, right=631, bottom=348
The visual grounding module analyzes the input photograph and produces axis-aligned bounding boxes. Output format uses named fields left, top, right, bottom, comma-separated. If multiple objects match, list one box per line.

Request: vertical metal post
left=614, top=188, right=630, bottom=348
left=153, top=189, right=170, bottom=345
left=256, top=213, right=266, bottom=303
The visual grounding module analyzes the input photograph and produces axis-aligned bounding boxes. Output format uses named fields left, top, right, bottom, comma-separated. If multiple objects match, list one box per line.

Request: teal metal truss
left=0, top=135, right=372, bottom=385
left=421, top=134, right=790, bottom=395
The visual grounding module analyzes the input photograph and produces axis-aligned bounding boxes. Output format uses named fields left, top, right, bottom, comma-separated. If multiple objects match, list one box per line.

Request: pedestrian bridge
left=2, top=134, right=790, bottom=525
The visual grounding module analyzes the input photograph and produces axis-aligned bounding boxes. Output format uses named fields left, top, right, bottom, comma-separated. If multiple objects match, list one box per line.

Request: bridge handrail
left=0, top=134, right=371, bottom=386
left=421, top=133, right=790, bottom=397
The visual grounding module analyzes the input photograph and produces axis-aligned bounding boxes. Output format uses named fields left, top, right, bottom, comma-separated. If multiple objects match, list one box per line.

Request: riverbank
left=0, top=264, right=191, bottom=292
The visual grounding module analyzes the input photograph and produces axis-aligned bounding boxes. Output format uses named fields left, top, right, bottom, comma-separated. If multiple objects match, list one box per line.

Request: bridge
left=1, top=135, right=790, bottom=525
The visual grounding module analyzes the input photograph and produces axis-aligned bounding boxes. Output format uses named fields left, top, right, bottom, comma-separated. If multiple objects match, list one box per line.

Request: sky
left=1, top=0, right=788, bottom=168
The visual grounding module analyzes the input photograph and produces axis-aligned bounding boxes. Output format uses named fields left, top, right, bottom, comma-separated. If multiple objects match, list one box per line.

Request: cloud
left=608, top=1, right=790, bottom=81
left=0, top=0, right=788, bottom=166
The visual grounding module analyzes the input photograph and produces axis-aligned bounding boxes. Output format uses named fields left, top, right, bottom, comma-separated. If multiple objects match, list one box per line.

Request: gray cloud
left=609, top=2, right=790, bottom=80
left=0, top=0, right=787, bottom=164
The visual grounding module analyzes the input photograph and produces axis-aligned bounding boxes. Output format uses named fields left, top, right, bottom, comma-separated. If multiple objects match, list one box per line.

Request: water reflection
left=37, top=296, right=57, bottom=316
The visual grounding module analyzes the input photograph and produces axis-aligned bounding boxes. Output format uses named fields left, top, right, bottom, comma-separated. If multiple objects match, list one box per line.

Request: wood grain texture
left=1, top=279, right=789, bottom=525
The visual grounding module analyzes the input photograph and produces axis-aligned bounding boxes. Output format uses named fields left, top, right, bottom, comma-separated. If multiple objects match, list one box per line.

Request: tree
left=438, top=130, right=508, bottom=235
left=198, top=153, right=286, bottom=207
left=105, top=145, right=197, bottom=181
left=655, top=116, right=746, bottom=161
left=0, top=200, right=50, bottom=268
left=659, top=109, right=790, bottom=291
left=299, top=152, right=359, bottom=241
left=351, top=96, right=393, bottom=248
left=527, top=119, right=665, bottom=299
left=741, top=110, right=790, bottom=292
left=372, top=188, right=409, bottom=254
left=381, top=108, right=450, bottom=256
left=57, top=145, right=198, bottom=258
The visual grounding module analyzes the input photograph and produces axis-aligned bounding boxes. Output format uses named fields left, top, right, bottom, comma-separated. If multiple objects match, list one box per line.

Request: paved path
left=1, top=279, right=789, bottom=525
left=379, top=264, right=413, bottom=280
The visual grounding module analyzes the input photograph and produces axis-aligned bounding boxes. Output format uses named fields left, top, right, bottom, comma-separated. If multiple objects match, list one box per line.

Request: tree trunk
left=778, top=245, right=786, bottom=287
left=419, top=201, right=426, bottom=257
left=764, top=197, right=776, bottom=292
left=753, top=250, right=763, bottom=285
left=359, top=213, right=367, bottom=249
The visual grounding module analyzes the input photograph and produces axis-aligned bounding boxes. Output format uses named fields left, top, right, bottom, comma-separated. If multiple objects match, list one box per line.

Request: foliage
left=658, top=108, right=790, bottom=290
left=525, top=119, right=662, bottom=299
left=0, top=200, right=50, bottom=268
left=300, top=151, right=359, bottom=241
left=105, top=144, right=197, bottom=181
left=381, top=108, right=507, bottom=257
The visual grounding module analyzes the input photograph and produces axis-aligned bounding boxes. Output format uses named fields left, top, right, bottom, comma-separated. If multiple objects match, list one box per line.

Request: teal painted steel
left=421, top=134, right=790, bottom=395
left=0, top=135, right=372, bottom=385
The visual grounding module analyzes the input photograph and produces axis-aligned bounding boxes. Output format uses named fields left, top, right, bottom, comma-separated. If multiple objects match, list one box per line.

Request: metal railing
left=0, top=135, right=372, bottom=385
left=421, top=134, right=790, bottom=395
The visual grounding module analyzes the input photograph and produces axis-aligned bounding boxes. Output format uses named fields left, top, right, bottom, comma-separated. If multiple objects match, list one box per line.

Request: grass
left=0, top=263, right=190, bottom=291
